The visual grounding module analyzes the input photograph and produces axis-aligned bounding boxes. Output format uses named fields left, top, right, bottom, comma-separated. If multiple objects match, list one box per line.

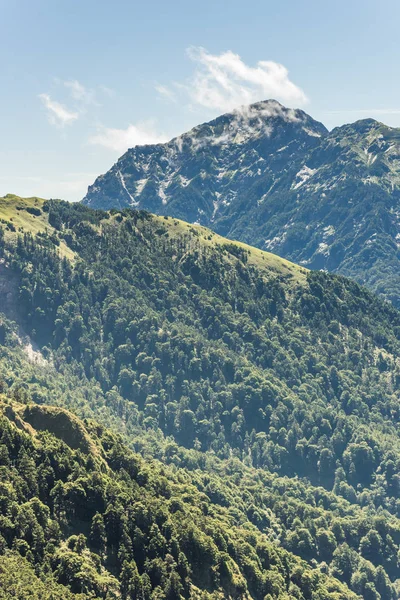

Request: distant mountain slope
left=82, top=101, right=400, bottom=306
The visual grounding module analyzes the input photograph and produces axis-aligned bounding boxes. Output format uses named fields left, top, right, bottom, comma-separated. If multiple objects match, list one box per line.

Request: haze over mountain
left=82, top=100, right=400, bottom=306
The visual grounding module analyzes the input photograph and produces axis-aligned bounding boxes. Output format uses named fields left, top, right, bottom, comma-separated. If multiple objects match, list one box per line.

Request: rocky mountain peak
left=170, top=99, right=327, bottom=152
left=82, top=99, right=327, bottom=217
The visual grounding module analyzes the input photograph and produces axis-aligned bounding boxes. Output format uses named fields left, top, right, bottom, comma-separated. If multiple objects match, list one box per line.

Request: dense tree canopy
left=1, top=198, right=400, bottom=597
left=0, top=399, right=361, bottom=599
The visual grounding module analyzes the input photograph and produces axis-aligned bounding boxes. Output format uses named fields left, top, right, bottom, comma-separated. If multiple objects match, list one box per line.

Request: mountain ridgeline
left=0, top=197, right=400, bottom=597
left=83, top=100, right=400, bottom=307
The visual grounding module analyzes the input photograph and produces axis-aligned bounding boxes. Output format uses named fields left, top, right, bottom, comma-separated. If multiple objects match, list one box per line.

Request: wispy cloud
left=38, top=93, right=79, bottom=127
left=39, top=79, right=101, bottom=128
left=62, top=79, right=96, bottom=105
left=158, top=47, right=307, bottom=113
left=40, top=49, right=307, bottom=153
left=155, top=84, right=177, bottom=102
left=99, top=85, right=116, bottom=98
left=88, top=121, right=168, bottom=153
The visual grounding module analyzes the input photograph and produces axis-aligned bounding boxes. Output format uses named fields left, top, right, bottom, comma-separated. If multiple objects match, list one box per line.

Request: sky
left=2, top=0, right=400, bottom=201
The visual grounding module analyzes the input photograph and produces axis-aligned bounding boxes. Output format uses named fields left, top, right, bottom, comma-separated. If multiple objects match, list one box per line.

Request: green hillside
left=1, top=197, right=400, bottom=597
left=0, top=194, right=75, bottom=260
left=0, top=397, right=360, bottom=599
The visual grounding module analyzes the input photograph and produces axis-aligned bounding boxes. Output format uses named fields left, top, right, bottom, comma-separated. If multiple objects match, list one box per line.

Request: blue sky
left=2, top=0, right=400, bottom=201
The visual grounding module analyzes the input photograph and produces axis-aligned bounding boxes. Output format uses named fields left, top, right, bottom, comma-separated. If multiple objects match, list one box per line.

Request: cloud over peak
left=158, top=47, right=307, bottom=114
left=40, top=48, right=308, bottom=155
left=88, top=121, right=168, bottom=153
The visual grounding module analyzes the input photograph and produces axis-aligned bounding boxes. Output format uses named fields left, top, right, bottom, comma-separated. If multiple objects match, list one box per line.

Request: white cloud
left=89, top=121, right=168, bottom=153
left=155, top=84, right=177, bottom=102
left=39, top=79, right=99, bottom=128
left=90, top=49, right=307, bottom=155
left=38, top=93, right=79, bottom=127
left=63, top=79, right=96, bottom=104
left=158, top=47, right=307, bottom=114
left=38, top=49, right=307, bottom=154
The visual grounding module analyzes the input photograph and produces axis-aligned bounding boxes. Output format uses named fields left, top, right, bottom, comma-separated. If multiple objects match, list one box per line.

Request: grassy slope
left=0, top=194, right=75, bottom=260
left=154, top=214, right=308, bottom=283
left=0, top=194, right=306, bottom=283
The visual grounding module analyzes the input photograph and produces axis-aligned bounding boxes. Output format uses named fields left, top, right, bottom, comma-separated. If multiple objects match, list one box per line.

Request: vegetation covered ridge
left=0, top=395, right=358, bottom=599
left=0, top=198, right=400, bottom=597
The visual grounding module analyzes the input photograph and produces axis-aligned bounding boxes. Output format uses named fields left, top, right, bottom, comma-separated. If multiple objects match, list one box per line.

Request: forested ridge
left=1, top=196, right=400, bottom=597
left=0, top=397, right=365, bottom=600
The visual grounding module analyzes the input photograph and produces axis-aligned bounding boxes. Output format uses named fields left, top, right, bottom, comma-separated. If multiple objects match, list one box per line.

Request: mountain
left=1, top=196, right=400, bottom=597
left=82, top=101, right=400, bottom=306
left=82, top=100, right=327, bottom=223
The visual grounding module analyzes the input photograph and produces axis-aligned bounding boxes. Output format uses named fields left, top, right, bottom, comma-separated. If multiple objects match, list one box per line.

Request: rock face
left=82, top=100, right=327, bottom=219
left=82, top=100, right=400, bottom=306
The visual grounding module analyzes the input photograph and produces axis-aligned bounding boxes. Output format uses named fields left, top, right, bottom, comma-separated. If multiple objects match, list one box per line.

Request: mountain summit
left=82, top=100, right=327, bottom=220
left=82, top=101, right=400, bottom=306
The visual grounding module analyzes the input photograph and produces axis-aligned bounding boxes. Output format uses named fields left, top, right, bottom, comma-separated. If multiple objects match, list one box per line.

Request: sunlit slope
left=151, top=214, right=307, bottom=283
left=0, top=194, right=75, bottom=260
left=0, top=394, right=359, bottom=600
left=0, top=194, right=306, bottom=282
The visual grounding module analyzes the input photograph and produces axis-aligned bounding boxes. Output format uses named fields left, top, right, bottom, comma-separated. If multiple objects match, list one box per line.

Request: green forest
left=0, top=196, right=400, bottom=598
